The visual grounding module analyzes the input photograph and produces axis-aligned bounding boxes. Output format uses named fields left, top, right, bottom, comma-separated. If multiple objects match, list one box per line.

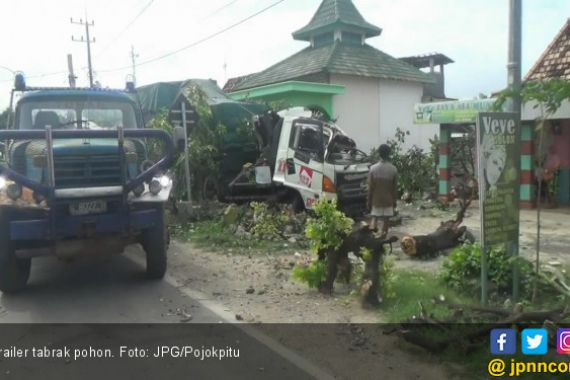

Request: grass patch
left=384, top=270, right=570, bottom=379
left=169, top=220, right=308, bottom=254
left=383, top=270, right=475, bottom=322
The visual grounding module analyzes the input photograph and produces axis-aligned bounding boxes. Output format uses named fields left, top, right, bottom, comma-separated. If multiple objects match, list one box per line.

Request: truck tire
left=288, top=192, right=305, bottom=213
left=0, top=210, right=31, bottom=293
left=142, top=205, right=167, bottom=279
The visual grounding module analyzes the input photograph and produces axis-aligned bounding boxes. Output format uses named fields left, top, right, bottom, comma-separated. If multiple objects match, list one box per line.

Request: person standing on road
left=367, top=144, right=398, bottom=235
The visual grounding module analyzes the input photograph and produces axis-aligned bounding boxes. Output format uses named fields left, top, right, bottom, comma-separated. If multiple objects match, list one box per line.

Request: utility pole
left=71, top=17, right=95, bottom=87
left=67, top=54, right=77, bottom=88
left=507, top=0, right=522, bottom=302
left=130, top=45, right=139, bottom=86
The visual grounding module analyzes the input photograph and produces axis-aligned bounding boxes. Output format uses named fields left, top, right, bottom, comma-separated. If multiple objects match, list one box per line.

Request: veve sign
left=481, top=116, right=516, bottom=134
left=476, top=112, right=521, bottom=247
left=477, top=112, right=521, bottom=303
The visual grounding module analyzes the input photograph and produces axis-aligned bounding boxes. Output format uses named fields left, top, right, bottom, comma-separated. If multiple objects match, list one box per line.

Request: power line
left=71, top=17, right=96, bottom=87
left=0, top=70, right=67, bottom=83
left=1, top=0, right=283, bottom=85
left=97, top=0, right=286, bottom=74
left=200, top=0, right=240, bottom=22
left=0, top=65, right=15, bottom=75
left=95, top=0, right=155, bottom=58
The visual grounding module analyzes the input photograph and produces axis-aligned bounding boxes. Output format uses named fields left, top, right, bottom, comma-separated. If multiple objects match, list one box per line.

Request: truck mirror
left=173, top=126, right=186, bottom=153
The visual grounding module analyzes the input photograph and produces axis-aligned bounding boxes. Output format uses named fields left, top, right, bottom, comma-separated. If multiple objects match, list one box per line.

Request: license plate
left=70, top=200, right=107, bottom=216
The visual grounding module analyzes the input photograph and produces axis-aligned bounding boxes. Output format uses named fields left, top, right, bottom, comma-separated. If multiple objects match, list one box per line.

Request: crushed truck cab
left=224, top=108, right=370, bottom=216
left=0, top=81, right=178, bottom=293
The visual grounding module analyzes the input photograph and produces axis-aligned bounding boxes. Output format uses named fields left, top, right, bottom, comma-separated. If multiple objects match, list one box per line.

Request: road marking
left=126, top=247, right=335, bottom=380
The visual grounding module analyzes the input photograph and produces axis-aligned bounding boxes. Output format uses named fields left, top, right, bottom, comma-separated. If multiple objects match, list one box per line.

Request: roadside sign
left=168, top=94, right=196, bottom=205
left=476, top=112, right=521, bottom=303
left=169, top=95, right=198, bottom=133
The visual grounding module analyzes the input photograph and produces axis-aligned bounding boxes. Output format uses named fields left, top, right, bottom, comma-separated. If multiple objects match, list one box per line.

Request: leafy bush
left=370, top=128, right=438, bottom=197
left=360, top=247, right=397, bottom=300
left=305, top=199, right=354, bottom=254
left=250, top=202, right=288, bottom=240
left=292, top=261, right=327, bottom=289
left=146, top=85, right=227, bottom=202
left=294, top=199, right=353, bottom=288
left=441, top=242, right=533, bottom=297
left=381, top=252, right=397, bottom=300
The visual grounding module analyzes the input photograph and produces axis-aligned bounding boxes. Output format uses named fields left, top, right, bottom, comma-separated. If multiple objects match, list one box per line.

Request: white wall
left=522, top=99, right=570, bottom=121
left=330, top=74, right=439, bottom=154
left=330, top=74, right=380, bottom=153
left=378, top=79, right=438, bottom=152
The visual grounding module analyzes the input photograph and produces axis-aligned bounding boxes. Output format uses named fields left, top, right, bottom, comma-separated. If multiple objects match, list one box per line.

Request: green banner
left=414, top=98, right=498, bottom=124
left=477, top=112, right=521, bottom=247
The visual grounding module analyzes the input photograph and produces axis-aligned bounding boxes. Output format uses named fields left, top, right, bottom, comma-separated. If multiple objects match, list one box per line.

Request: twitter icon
left=522, top=328, right=548, bottom=355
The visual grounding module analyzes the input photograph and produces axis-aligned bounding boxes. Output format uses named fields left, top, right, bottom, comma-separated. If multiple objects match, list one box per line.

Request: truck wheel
left=289, top=192, right=305, bottom=213
left=0, top=212, right=31, bottom=293
left=142, top=206, right=167, bottom=279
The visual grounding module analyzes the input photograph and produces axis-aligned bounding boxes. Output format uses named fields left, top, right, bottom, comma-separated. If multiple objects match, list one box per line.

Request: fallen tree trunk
left=401, top=185, right=475, bottom=259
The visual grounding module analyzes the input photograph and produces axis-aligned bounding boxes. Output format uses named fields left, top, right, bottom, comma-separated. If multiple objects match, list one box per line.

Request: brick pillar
left=438, top=125, right=451, bottom=201
left=520, top=124, right=535, bottom=208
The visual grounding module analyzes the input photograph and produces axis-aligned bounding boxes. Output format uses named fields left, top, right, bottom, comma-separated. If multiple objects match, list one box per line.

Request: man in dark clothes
left=367, top=144, right=398, bottom=235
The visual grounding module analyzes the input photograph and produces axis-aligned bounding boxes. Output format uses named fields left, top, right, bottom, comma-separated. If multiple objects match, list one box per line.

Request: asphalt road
left=0, top=246, right=322, bottom=380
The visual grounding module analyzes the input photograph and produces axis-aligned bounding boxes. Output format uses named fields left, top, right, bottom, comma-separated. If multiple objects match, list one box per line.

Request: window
left=313, top=33, right=334, bottom=48
left=18, top=100, right=137, bottom=130
left=342, top=32, right=363, bottom=45
left=289, top=121, right=331, bottom=161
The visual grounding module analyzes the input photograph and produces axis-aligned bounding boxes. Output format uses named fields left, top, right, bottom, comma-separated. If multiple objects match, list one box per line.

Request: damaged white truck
left=222, top=107, right=371, bottom=216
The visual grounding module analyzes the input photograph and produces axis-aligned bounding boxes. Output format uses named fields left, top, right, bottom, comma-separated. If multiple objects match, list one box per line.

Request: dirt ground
left=391, top=202, right=570, bottom=273
left=164, top=203, right=570, bottom=380
left=166, top=242, right=459, bottom=380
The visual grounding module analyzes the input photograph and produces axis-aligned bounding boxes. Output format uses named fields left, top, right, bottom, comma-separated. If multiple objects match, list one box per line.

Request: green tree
left=495, top=78, right=570, bottom=301
left=146, top=85, right=227, bottom=202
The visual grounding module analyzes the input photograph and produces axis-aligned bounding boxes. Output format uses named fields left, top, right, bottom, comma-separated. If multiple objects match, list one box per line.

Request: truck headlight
left=159, top=175, right=171, bottom=188
left=0, top=176, right=6, bottom=190
left=7, top=183, right=22, bottom=200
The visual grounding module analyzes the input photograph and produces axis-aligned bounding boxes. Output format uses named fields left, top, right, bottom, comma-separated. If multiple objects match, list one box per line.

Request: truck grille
left=54, top=155, right=122, bottom=188
left=336, top=172, right=368, bottom=217
left=336, top=172, right=368, bottom=199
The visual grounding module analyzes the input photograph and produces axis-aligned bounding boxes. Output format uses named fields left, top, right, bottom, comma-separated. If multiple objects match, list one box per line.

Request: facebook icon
left=490, top=329, right=517, bottom=355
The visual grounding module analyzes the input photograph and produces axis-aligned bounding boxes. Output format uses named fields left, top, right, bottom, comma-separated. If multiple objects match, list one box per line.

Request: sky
left=0, top=0, right=568, bottom=109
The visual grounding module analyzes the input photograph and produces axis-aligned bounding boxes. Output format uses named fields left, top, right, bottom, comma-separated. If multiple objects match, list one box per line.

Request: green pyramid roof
left=293, top=0, right=382, bottom=41
left=229, top=42, right=433, bottom=92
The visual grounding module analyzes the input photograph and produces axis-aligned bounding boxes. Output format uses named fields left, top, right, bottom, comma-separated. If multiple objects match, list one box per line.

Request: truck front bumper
left=10, top=208, right=159, bottom=241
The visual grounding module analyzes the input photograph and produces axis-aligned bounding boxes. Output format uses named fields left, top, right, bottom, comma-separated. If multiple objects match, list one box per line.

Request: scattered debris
left=176, top=308, right=193, bottom=323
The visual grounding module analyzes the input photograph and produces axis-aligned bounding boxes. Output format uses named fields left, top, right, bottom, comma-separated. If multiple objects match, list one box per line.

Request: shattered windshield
left=18, top=100, right=137, bottom=130
left=326, top=130, right=369, bottom=164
